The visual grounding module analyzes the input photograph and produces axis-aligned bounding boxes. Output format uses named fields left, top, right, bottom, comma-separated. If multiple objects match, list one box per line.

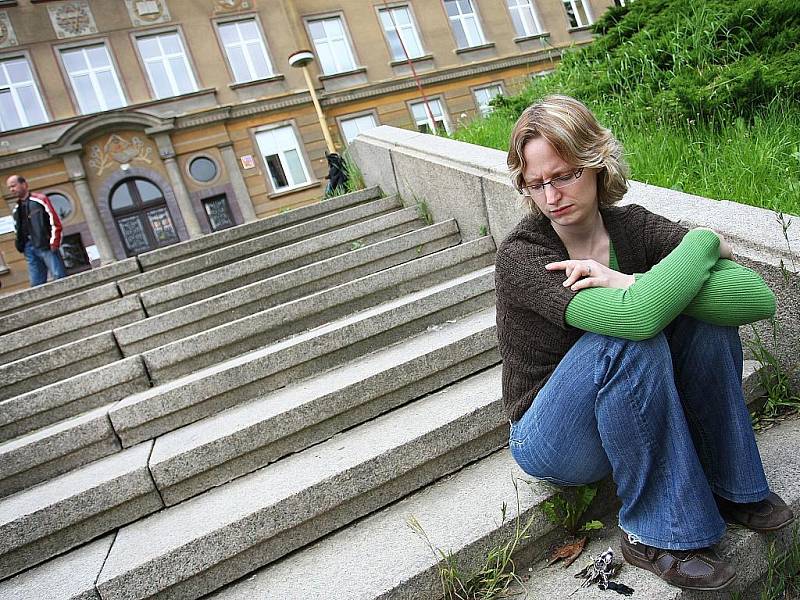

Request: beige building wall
left=0, top=0, right=618, bottom=294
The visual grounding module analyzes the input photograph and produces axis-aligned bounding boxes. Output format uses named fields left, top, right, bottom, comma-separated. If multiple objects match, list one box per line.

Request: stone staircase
left=0, top=183, right=797, bottom=600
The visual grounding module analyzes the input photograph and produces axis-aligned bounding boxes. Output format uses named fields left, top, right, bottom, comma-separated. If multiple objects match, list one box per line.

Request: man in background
left=8, top=174, right=66, bottom=286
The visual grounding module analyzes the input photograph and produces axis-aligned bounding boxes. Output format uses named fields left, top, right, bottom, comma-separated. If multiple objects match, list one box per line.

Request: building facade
left=0, top=0, right=618, bottom=293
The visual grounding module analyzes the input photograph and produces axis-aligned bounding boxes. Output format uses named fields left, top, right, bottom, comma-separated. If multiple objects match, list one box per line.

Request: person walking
left=8, top=174, right=67, bottom=286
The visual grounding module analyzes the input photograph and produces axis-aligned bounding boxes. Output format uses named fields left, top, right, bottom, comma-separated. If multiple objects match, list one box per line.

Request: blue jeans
left=509, top=316, right=769, bottom=550
left=23, top=241, right=66, bottom=286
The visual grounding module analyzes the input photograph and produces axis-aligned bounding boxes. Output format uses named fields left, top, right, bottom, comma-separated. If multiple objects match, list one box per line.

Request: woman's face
left=521, top=136, right=599, bottom=227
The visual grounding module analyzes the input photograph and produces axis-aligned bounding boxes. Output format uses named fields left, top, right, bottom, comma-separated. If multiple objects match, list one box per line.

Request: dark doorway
left=110, top=177, right=180, bottom=256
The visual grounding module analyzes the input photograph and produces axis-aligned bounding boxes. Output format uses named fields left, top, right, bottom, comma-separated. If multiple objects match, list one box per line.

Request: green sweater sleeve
left=564, top=229, right=720, bottom=340
left=682, top=259, right=776, bottom=325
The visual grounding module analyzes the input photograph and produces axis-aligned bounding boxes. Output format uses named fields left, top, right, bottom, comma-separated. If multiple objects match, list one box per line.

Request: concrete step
left=206, top=449, right=552, bottom=600
left=109, top=266, right=495, bottom=447
left=0, top=295, right=144, bottom=364
left=137, top=186, right=383, bottom=271
left=114, top=220, right=470, bottom=357
left=0, top=534, right=114, bottom=600
left=150, top=306, right=499, bottom=506
left=118, top=194, right=403, bottom=298
left=134, top=235, right=494, bottom=383
left=0, top=440, right=162, bottom=580
left=0, top=356, right=149, bottom=444
left=0, top=331, right=122, bottom=402
left=0, top=281, right=121, bottom=336
left=135, top=203, right=426, bottom=316
left=0, top=258, right=139, bottom=320
left=95, top=366, right=507, bottom=600
left=0, top=404, right=121, bottom=499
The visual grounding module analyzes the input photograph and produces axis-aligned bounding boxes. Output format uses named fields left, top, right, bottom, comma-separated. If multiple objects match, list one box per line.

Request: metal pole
left=301, top=64, right=336, bottom=154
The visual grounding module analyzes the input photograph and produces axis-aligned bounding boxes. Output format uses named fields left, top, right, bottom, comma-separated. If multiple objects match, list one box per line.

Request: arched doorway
left=110, top=177, right=180, bottom=256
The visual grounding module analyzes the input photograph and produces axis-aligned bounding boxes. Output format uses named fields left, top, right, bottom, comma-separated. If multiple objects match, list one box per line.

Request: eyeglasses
left=522, top=168, right=584, bottom=197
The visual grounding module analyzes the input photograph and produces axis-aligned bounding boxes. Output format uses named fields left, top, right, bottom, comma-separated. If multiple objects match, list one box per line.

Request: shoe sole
left=620, top=544, right=737, bottom=592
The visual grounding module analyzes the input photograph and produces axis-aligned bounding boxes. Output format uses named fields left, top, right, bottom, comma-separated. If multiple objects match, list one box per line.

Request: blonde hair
left=507, top=95, right=628, bottom=214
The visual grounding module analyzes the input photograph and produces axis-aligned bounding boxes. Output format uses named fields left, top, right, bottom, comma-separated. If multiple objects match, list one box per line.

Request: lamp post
left=288, top=50, right=336, bottom=154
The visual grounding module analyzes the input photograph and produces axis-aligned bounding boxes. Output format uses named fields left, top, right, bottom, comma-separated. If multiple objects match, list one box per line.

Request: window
left=613, top=0, right=629, bottom=5
left=188, top=156, right=218, bottom=183
left=60, top=233, right=91, bottom=274
left=307, top=16, right=356, bottom=75
left=340, top=113, right=378, bottom=145
left=443, top=0, right=486, bottom=49
left=217, top=19, right=273, bottom=83
left=46, top=192, right=73, bottom=220
left=0, top=56, right=48, bottom=132
left=61, top=44, right=126, bottom=114
left=379, top=6, right=424, bottom=61
left=202, top=195, right=235, bottom=231
left=410, top=98, right=450, bottom=135
left=563, top=0, right=592, bottom=28
left=254, top=125, right=312, bottom=192
left=474, top=84, right=503, bottom=116
left=506, top=0, right=543, bottom=37
left=136, top=32, right=198, bottom=99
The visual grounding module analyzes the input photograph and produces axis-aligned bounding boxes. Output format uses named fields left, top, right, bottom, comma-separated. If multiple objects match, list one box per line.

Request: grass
left=730, top=524, right=800, bottom=600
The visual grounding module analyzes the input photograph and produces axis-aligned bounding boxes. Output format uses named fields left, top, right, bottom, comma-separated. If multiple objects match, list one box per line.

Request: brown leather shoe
left=715, top=492, right=795, bottom=532
left=620, top=534, right=736, bottom=591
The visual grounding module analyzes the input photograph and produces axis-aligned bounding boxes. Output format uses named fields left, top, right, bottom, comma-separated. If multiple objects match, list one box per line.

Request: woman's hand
left=545, top=259, right=636, bottom=291
left=693, top=227, right=734, bottom=260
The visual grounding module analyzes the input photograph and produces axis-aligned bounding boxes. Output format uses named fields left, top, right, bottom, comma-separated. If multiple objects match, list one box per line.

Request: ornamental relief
left=214, top=0, right=252, bottom=13
left=125, top=0, right=172, bottom=27
left=0, top=11, right=18, bottom=48
left=88, top=134, right=154, bottom=177
left=47, top=1, right=98, bottom=39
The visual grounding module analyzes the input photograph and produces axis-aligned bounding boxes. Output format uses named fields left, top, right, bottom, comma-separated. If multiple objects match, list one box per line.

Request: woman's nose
left=545, top=184, right=561, bottom=204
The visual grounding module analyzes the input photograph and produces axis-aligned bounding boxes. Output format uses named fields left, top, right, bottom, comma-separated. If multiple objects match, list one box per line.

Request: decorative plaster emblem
left=88, top=135, right=153, bottom=176
left=214, top=0, right=251, bottom=12
left=0, top=11, right=18, bottom=48
left=125, top=0, right=171, bottom=27
left=48, top=1, right=97, bottom=39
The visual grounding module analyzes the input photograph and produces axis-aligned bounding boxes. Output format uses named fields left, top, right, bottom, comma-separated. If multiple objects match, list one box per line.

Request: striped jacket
left=13, top=192, right=63, bottom=252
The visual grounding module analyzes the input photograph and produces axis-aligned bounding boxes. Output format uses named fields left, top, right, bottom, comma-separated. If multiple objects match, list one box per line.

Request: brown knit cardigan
left=495, top=203, right=688, bottom=423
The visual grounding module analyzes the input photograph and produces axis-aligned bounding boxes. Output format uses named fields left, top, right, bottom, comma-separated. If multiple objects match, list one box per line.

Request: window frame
left=407, top=96, right=452, bottom=135
left=132, top=27, right=200, bottom=100
left=472, top=82, right=505, bottom=116
left=336, top=109, right=380, bottom=146
left=506, top=0, right=544, bottom=38
left=214, top=15, right=275, bottom=84
left=56, top=39, right=127, bottom=115
left=303, top=12, right=359, bottom=76
left=252, top=120, right=315, bottom=195
left=375, top=3, right=426, bottom=62
left=441, top=0, right=487, bottom=49
left=562, top=0, right=593, bottom=28
left=0, top=50, right=49, bottom=132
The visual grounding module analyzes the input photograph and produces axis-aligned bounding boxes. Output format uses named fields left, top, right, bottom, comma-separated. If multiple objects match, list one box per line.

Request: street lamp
left=288, top=50, right=336, bottom=154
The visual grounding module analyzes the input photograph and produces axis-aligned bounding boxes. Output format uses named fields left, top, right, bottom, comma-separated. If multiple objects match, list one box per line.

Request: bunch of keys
left=571, top=548, right=634, bottom=596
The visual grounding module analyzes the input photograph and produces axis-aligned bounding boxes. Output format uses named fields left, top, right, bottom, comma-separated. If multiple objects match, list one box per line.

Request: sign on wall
left=47, top=1, right=98, bottom=39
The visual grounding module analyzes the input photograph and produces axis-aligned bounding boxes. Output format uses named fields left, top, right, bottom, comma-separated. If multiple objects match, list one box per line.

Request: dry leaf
left=547, top=536, right=587, bottom=567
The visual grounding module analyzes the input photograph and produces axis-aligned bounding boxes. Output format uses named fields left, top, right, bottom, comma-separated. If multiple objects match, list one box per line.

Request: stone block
left=0, top=331, right=121, bottom=402
left=0, top=295, right=145, bottom=364
left=0, top=404, right=121, bottom=498
left=0, top=282, right=121, bottom=336
left=0, top=357, right=149, bottom=443
left=0, top=258, right=139, bottom=319
left=149, top=307, right=499, bottom=505
left=0, top=440, right=162, bottom=579
left=349, top=127, right=423, bottom=196
left=119, top=195, right=401, bottom=297
left=109, top=267, right=495, bottom=447
left=114, top=219, right=465, bottom=358
left=137, top=186, right=382, bottom=271
left=133, top=226, right=488, bottom=381
left=0, top=534, right=113, bottom=600
left=137, top=206, right=425, bottom=316
left=96, top=367, right=506, bottom=600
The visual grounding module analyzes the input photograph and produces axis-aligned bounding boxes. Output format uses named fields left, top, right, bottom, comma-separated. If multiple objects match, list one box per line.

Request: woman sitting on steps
left=494, top=94, right=795, bottom=592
